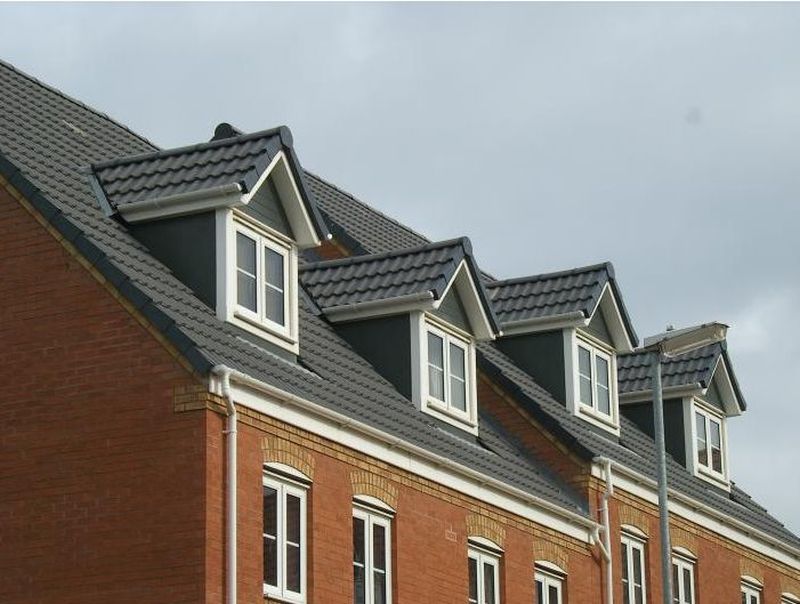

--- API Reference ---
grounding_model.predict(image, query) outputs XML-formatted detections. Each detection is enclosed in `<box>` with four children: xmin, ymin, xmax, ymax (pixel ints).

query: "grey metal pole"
<box><xmin>652</xmin><ymin>350</ymin><xmax>673</xmax><ymax>604</ymax></box>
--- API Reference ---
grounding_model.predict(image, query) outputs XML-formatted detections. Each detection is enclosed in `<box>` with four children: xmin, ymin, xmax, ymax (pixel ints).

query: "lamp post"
<box><xmin>641</xmin><ymin>322</ymin><xmax>728</xmax><ymax>604</ymax></box>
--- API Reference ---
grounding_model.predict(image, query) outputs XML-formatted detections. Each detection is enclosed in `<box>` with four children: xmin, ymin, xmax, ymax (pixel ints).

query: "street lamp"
<box><xmin>641</xmin><ymin>322</ymin><xmax>728</xmax><ymax>604</ymax></box>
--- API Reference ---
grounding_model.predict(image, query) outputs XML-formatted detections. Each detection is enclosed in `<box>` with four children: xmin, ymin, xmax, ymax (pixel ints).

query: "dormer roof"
<box><xmin>618</xmin><ymin>341</ymin><xmax>747</xmax><ymax>414</ymax></box>
<box><xmin>90</xmin><ymin>124</ymin><xmax>330</xmax><ymax>246</ymax></box>
<box><xmin>300</xmin><ymin>237</ymin><xmax>501</xmax><ymax>340</ymax></box>
<box><xmin>486</xmin><ymin>262</ymin><xmax>638</xmax><ymax>350</ymax></box>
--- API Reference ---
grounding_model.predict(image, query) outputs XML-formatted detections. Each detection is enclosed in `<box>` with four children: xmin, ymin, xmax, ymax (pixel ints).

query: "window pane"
<box><xmin>742</xmin><ymin>593</ymin><xmax>747</xmax><ymax>604</ymax></box>
<box><xmin>483</xmin><ymin>562</ymin><xmax>496</xmax><ymax>604</ymax></box>
<box><xmin>237</xmin><ymin>232</ymin><xmax>257</xmax><ymax>274</ymax></box>
<box><xmin>353</xmin><ymin>517</ymin><xmax>365</xmax><ymax>604</ymax></box>
<box><xmin>578</xmin><ymin>346</ymin><xmax>593</xmax><ymax>405</ymax></box>
<box><xmin>672</xmin><ymin>564</ymin><xmax>679</xmax><ymax>604</ymax></box>
<box><xmin>632</xmin><ymin>547</ymin><xmax>643</xmax><ymax>584</ymax></box>
<box><xmin>450</xmin><ymin>343</ymin><xmax>465</xmax><ymax>379</ymax></box>
<box><xmin>373</xmin><ymin>570</ymin><xmax>386</xmax><ymax>604</ymax></box>
<box><xmin>535</xmin><ymin>579</ymin><xmax>544</xmax><ymax>604</ymax></box>
<box><xmin>427</xmin><ymin>332</ymin><xmax>445</xmax><ymax>401</ymax></box>
<box><xmin>622</xmin><ymin>542</ymin><xmax>630</xmax><ymax>604</ymax></box>
<box><xmin>285</xmin><ymin>493</ymin><xmax>301</xmax><ymax>591</ymax></box>
<box><xmin>263</xmin><ymin>485</ymin><xmax>278</xmax><ymax>586</ymax></box>
<box><xmin>265</xmin><ymin>285</ymin><xmax>285</xmax><ymax>325</ymax></box>
<box><xmin>286</xmin><ymin>494</ymin><xmax>301</xmax><ymax>543</ymax></box>
<box><xmin>710</xmin><ymin>420</ymin><xmax>723</xmax><ymax>473</ymax></box>
<box><xmin>695</xmin><ymin>413</ymin><xmax>708</xmax><ymax>467</ymax></box>
<box><xmin>683</xmin><ymin>567</ymin><xmax>692</xmax><ymax>603</ymax></box>
<box><xmin>549</xmin><ymin>585</ymin><xmax>559</xmax><ymax>604</ymax></box>
<box><xmin>286</xmin><ymin>542</ymin><xmax>301</xmax><ymax>592</ymax></box>
<box><xmin>237</xmin><ymin>273</ymin><xmax>257</xmax><ymax>312</ymax></box>
<box><xmin>469</xmin><ymin>557</ymin><xmax>478</xmax><ymax>604</ymax></box>
<box><xmin>596</xmin><ymin>355</ymin><xmax>610</xmax><ymax>415</ymax></box>
<box><xmin>264</xmin><ymin>536</ymin><xmax>278</xmax><ymax>587</ymax></box>
<box><xmin>372</xmin><ymin>524</ymin><xmax>386</xmax><ymax>571</ymax></box>
<box><xmin>263</xmin><ymin>486</ymin><xmax>278</xmax><ymax>537</ymax></box>
<box><xmin>265</xmin><ymin>247</ymin><xmax>284</xmax><ymax>288</ymax></box>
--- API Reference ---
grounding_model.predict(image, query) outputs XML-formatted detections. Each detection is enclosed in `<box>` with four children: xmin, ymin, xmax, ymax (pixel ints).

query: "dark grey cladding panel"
<box><xmin>584</xmin><ymin>307</ymin><xmax>613</xmax><ymax>346</ymax></box>
<box><xmin>242</xmin><ymin>177</ymin><xmax>292</xmax><ymax>237</ymax></box>
<box><xmin>300</xmin><ymin>239</ymin><xmax>466</xmax><ymax>310</ymax></box>
<box><xmin>487</xmin><ymin>264</ymin><xmax>610</xmax><ymax>324</ymax></box>
<box><xmin>0</xmin><ymin>58</ymin><xmax>583</xmax><ymax>518</ymax></box>
<box><xmin>618</xmin><ymin>343</ymin><xmax>722</xmax><ymax>394</ymax></box>
<box><xmin>432</xmin><ymin>287</ymin><xmax>470</xmax><ymax>332</ymax></box>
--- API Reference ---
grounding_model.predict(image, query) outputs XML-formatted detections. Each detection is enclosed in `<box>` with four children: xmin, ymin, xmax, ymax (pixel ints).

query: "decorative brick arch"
<box><xmin>350</xmin><ymin>471</ymin><xmax>398</xmax><ymax>509</ymax></box>
<box><xmin>670</xmin><ymin>526</ymin><xmax>698</xmax><ymax>555</ymax></box>
<box><xmin>739</xmin><ymin>558</ymin><xmax>764</xmax><ymax>584</ymax></box>
<box><xmin>465</xmin><ymin>513</ymin><xmax>506</xmax><ymax>549</ymax></box>
<box><xmin>534</xmin><ymin>540</ymin><xmax>569</xmax><ymax>573</ymax></box>
<box><xmin>618</xmin><ymin>504</ymin><xmax>649</xmax><ymax>537</ymax></box>
<box><xmin>262</xmin><ymin>435</ymin><xmax>315</xmax><ymax>479</ymax></box>
<box><xmin>781</xmin><ymin>577</ymin><xmax>800</xmax><ymax>598</ymax></box>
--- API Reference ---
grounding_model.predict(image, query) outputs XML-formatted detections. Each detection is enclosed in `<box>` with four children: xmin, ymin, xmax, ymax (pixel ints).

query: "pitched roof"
<box><xmin>618</xmin><ymin>341</ymin><xmax>747</xmax><ymax>410</ymax></box>
<box><xmin>0</xmin><ymin>58</ymin><xmax>584</xmax><ymax>520</ymax></box>
<box><xmin>486</xmin><ymin>262</ymin><xmax>638</xmax><ymax>346</ymax></box>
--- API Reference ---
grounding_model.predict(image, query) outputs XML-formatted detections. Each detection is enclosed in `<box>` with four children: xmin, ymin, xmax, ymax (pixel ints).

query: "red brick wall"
<box><xmin>0</xmin><ymin>184</ymin><xmax>208</xmax><ymax>603</ymax></box>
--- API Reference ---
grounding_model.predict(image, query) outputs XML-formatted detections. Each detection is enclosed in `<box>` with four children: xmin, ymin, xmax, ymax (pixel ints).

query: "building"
<box><xmin>0</xmin><ymin>58</ymin><xmax>798</xmax><ymax>604</ymax></box>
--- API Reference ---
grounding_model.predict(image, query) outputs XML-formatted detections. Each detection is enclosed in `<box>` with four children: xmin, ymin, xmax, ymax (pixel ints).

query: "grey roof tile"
<box><xmin>0</xmin><ymin>58</ymin><xmax>583</xmax><ymax>520</ymax></box>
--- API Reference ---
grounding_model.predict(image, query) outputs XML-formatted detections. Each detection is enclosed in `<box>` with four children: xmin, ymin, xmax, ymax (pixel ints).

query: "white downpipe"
<box><xmin>598</xmin><ymin>459</ymin><xmax>614</xmax><ymax>604</ymax></box>
<box><xmin>214</xmin><ymin>366</ymin><xmax>237</xmax><ymax>604</ymax></box>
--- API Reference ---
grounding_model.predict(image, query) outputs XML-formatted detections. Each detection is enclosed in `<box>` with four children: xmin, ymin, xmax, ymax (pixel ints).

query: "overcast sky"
<box><xmin>2</xmin><ymin>3</ymin><xmax>798</xmax><ymax>533</ymax></box>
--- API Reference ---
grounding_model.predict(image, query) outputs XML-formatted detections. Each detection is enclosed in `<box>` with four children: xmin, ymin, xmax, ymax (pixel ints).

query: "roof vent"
<box><xmin>211</xmin><ymin>122</ymin><xmax>243</xmax><ymax>141</ymax></box>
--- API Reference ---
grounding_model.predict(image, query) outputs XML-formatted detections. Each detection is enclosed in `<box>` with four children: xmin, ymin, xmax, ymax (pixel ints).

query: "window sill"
<box><xmin>230</xmin><ymin>313</ymin><xmax>299</xmax><ymax>355</ymax></box>
<box><xmin>422</xmin><ymin>401</ymin><xmax>478</xmax><ymax>435</ymax></box>
<box><xmin>695</xmin><ymin>467</ymin><xmax>730</xmax><ymax>490</ymax></box>
<box><xmin>263</xmin><ymin>590</ymin><xmax>305</xmax><ymax>604</ymax></box>
<box><xmin>576</xmin><ymin>404</ymin><xmax>620</xmax><ymax>435</ymax></box>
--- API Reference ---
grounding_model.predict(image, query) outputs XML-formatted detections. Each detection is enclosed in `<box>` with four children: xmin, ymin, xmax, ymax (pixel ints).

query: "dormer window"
<box><xmin>691</xmin><ymin>400</ymin><xmax>728</xmax><ymax>485</ymax></box>
<box><xmin>569</xmin><ymin>331</ymin><xmax>619</xmax><ymax>433</ymax></box>
<box><xmin>235</xmin><ymin>222</ymin><xmax>293</xmax><ymax>336</ymax></box>
<box><xmin>424</xmin><ymin>317</ymin><xmax>476</xmax><ymax>426</ymax></box>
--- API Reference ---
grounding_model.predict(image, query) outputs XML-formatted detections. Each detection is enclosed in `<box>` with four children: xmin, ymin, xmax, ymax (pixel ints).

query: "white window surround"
<box><xmin>621</xmin><ymin>533</ymin><xmax>647</xmax><ymax>604</ymax></box>
<box><xmin>216</xmin><ymin>209</ymin><xmax>300</xmax><ymax>354</ymax></box>
<box><xmin>263</xmin><ymin>468</ymin><xmax>309</xmax><ymax>602</ymax></box>
<box><xmin>411</xmin><ymin>313</ymin><xmax>479</xmax><ymax>434</ymax></box>
<box><xmin>564</xmin><ymin>329</ymin><xmax>620</xmax><ymax>435</ymax></box>
<box><xmin>684</xmin><ymin>397</ymin><xmax>730</xmax><ymax>489</ymax></box>
<box><xmin>534</xmin><ymin>565</ymin><xmax>564</xmax><ymax>604</ymax></box>
<box><xmin>353</xmin><ymin>503</ymin><xmax>393</xmax><ymax>604</ymax></box>
<box><xmin>781</xmin><ymin>593</ymin><xmax>800</xmax><ymax>604</ymax></box>
<box><xmin>741</xmin><ymin>578</ymin><xmax>761</xmax><ymax>604</ymax></box>
<box><xmin>671</xmin><ymin>553</ymin><xmax>696</xmax><ymax>604</ymax></box>
<box><xmin>469</xmin><ymin>540</ymin><xmax>502</xmax><ymax>604</ymax></box>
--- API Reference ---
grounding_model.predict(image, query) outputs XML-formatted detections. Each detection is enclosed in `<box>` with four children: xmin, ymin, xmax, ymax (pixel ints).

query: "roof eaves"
<box><xmin>0</xmin><ymin>149</ymin><xmax>214</xmax><ymax>377</ymax></box>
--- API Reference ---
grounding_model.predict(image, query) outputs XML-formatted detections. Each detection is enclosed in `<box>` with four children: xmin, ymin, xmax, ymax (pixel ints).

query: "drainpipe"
<box><xmin>597</xmin><ymin>459</ymin><xmax>615</xmax><ymax>604</ymax></box>
<box><xmin>213</xmin><ymin>366</ymin><xmax>237</xmax><ymax>604</ymax></box>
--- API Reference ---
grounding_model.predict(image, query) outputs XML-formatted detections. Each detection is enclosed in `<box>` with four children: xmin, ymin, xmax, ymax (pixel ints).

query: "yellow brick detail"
<box><xmin>262</xmin><ymin>435</ymin><xmax>315</xmax><ymax>479</ymax></box>
<box><xmin>781</xmin><ymin>577</ymin><xmax>800</xmax><ymax>597</ymax></box>
<box><xmin>618</xmin><ymin>504</ymin><xmax>649</xmax><ymax>536</ymax></box>
<box><xmin>739</xmin><ymin>557</ymin><xmax>764</xmax><ymax>583</ymax></box>
<box><xmin>670</xmin><ymin>525</ymin><xmax>699</xmax><ymax>555</ymax></box>
<box><xmin>534</xmin><ymin>540</ymin><xmax>569</xmax><ymax>572</ymax></box>
<box><xmin>350</xmin><ymin>470</ymin><xmax>398</xmax><ymax>509</ymax></box>
<box><xmin>466</xmin><ymin>514</ymin><xmax>506</xmax><ymax>548</ymax></box>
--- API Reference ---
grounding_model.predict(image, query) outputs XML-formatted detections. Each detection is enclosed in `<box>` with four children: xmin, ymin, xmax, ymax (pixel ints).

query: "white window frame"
<box><xmin>353</xmin><ymin>503</ymin><xmax>393</xmax><ymax>604</ymax></box>
<box><xmin>263</xmin><ymin>470</ymin><xmax>309</xmax><ymax>603</ymax></box>
<box><xmin>565</xmin><ymin>330</ymin><xmax>619</xmax><ymax>434</ymax></box>
<box><xmin>621</xmin><ymin>533</ymin><xmax>647</xmax><ymax>604</ymax></box>
<box><xmin>468</xmin><ymin>541</ymin><xmax>501</xmax><ymax>604</ymax></box>
<box><xmin>781</xmin><ymin>593</ymin><xmax>800</xmax><ymax>604</ymax></box>
<box><xmin>217</xmin><ymin>210</ymin><xmax>300</xmax><ymax>354</ymax></box>
<box><xmin>740</xmin><ymin>579</ymin><xmax>761</xmax><ymax>604</ymax></box>
<box><xmin>671</xmin><ymin>554</ymin><xmax>696</xmax><ymax>604</ymax></box>
<box><xmin>417</xmin><ymin>315</ymin><xmax>478</xmax><ymax>432</ymax></box>
<box><xmin>534</xmin><ymin>566</ymin><xmax>564</xmax><ymax>604</ymax></box>
<box><xmin>689</xmin><ymin>398</ymin><xmax>729</xmax><ymax>486</ymax></box>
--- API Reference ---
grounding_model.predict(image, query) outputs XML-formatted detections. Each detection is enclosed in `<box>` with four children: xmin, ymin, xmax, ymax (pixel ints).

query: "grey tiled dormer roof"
<box><xmin>300</xmin><ymin>238</ymin><xmax>501</xmax><ymax>333</ymax></box>
<box><xmin>618</xmin><ymin>342</ymin><xmax>747</xmax><ymax>409</ymax></box>
<box><xmin>486</xmin><ymin>263</ymin><xmax>639</xmax><ymax>345</ymax></box>
<box><xmin>0</xmin><ymin>58</ymin><xmax>796</xmax><ymax>551</ymax></box>
<box><xmin>0</xmin><ymin>58</ymin><xmax>585</xmax><ymax>520</ymax></box>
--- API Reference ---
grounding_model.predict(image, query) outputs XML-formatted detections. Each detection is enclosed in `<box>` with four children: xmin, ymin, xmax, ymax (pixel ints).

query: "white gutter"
<box><xmin>597</xmin><ymin>459</ymin><xmax>614</xmax><ymax>604</ymax></box>
<box><xmin>323</xmin><ymin>291</ymin><xmax>436</xmax><ymax>321</ymax></box>
<box><xmin>208</xmin><ymin>364</ymin><xmax>598</xmax><ymax>536</ymax></box>
<box><xmin>499</xmin><ymin>311</ymin><xmax>586</xmax><ymax>337</ymax></box>
<box><xmin>593</xmin><ymin>457</ymin><xmax>800</xmax><ymax>567</ymax></box>
<box><xmin>118</xmin><ymin>182</ymin><xmax>243</xmax><ymax>223</ymax></box>
<box><xmin>212</xmin><ymin>366</ymin><xmax>237</xmax><ymax>604</ymax></box>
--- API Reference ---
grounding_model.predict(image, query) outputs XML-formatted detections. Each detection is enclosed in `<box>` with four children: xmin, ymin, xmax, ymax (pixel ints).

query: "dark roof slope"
<box><xmin>618</xmin><ymin>342</ymin><xmax>747</xmax><ymax>409</ymax></box>
<box><xmin>0</xmin><ymin>59</ymin><xmax>583</xmax><ymax>519</ymax></box>
<box><xmin>486</xmin><ymin>263</ymin><xmax>638</xmax><ymax>345</ymax></box>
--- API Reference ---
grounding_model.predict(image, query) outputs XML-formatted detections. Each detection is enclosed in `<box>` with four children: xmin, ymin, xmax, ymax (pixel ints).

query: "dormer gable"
<box><xmin>300</xmin><ymin>238</ymin><xmax>501</xmax><ymax>434</ymax></box>
<box><xmin>486</xmin><ymin>262</ymin><xmax>638</xmax><ymax>436</ymax></box>
<box><xmin>89</xmin><ymin>124</ymin><xmax>330</xmax><ymax>356</ymax></box>
<box><xmin>618</xmin><ymin>340</ymin><xmax>746</xmax><ymax>489</ymax></box>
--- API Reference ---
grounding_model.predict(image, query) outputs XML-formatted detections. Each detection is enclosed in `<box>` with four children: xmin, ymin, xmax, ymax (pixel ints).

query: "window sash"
<box><xmin>425</xmin><ymin>322</ymin><xmax>471</xmax><ymax>420</ymax></box>
<box><xmin>234</xmin><ymin>223</ymin><xmax>291</xmax><ymax>334</ymax></box>
<box><xmin>534</xmin><ymin>569</ymin><xmax>563</xmax><ymax>604</ymax></box>
<box><xmin>621</xmin><ymin>535</ymin><xmax>646</xmax><ymax>604</ymax></box>
<box><xmin>694</xmin><ymin>407</ymin><xmax>726</xmax><ymax>478</ymax></box>
<box><xmin>741</xmin><ymin>583</ymin><xmax>761</xmax><ymax>604</ymax></box>
<box><xmin>353</xmin><ymin>507</ymin><xmax>392</xmax><ymax>604</ymax></box>
<box><xmin>576</xmin><ymin>340</ymin><xmax>614</xmax><ymax>420</ymax></box>
<box><xmin>671</xmin><ymin>557</ymin><xmax>695</xmax><ymax>604</ymax></box>
<box><xmin>263</xmin><ymin>475</ymin><xmax>307</xmax><ymax>601</ymax></box>
<box><xmin>468</xmin><ymin>548</ymin><xmax>500</xmax><ymax>604</ymax></box>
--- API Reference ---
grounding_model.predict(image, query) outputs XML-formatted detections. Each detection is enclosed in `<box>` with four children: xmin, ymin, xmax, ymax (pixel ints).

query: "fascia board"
<box><xmin>117</xmin><ymin>183</ymin><xmax>243</xmax><ymax>223</ymax></box>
